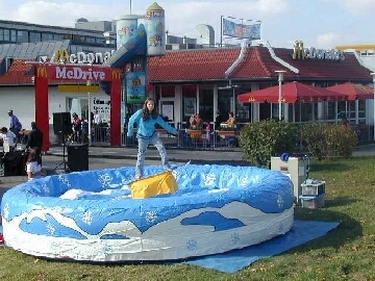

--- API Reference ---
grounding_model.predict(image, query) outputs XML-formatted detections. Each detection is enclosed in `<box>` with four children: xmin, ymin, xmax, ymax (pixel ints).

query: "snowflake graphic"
<box><xmin>203</xmin><ymin>172</ymin><xmax>216</xmax><ymax>186</ymax></box>
<box><xmin>277</xmin><ymin>194</ymin><xmax>284</xmax><ymax>208</ymax></box>
<box><xmin>145</xmin><ymin>210</ymin><xmax>157</xmax><ymax>223</ymax></box>
<box><xmin>58</xmin><ymin>175</ymin><xmax>72</xmax><ymax>189</ymax></box>
<box><xmin>231</xmin><ymin>233</ymin><xmax>240</xmax><ymax>244</ymax></box>
<box><xmin>98</xmin><ymin>174</ymin><xmax>113</xmax><ymax>187</ymax></box>
<box><xmin>2</xmin><ymin>203</ymin><xmax>9</xmax><ymax>220</ymax></box>
<box><xmin>187</xmin><ymin>239</ymin><xmax>198</xmax><ymax>251</ymax></box>
<box><xmin>47</xmin><ymin>223</ymin><xmax>56</xmax><ymax>234</ymax></box>
<box><xmin>82</xmin><ymin>210</ymin><xmax>93</xmax><ymax>225</ymax></box>
<box><xmin>239</xmin><ymin>176</ymin><xmax>250</xmax><ymax>187</ymax></box>
<box><xmin>41</xmin><ymin>183</ymin><xmax>50</xmax><ymax>195</ymax></box>
<box><xmin>103</xmin><ymin>244</ymin><xmax>113</xmax><ymax>254</ymax></box>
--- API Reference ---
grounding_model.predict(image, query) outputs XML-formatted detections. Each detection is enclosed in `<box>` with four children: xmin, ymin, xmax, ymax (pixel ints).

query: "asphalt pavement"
<box><xmin>1</xmin><ymin>143</ymin><xmax>375</xmax><ymax>188</ymax></box>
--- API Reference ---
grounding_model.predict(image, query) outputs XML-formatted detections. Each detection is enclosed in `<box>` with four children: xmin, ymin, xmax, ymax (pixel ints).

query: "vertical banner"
<box><xmin>35</xmin><ymin>65</ymin><xmax>49</xmax><ymax>152</ymax></box>
<box><xmin>145</xmin><ymin>2</ymin><xmax>165</xmax><ymax>56</ymax></box>
<box><xmin>126</xmin><ymin>72</ymin><xmax>147</xmax><ymax>104</ymax></box>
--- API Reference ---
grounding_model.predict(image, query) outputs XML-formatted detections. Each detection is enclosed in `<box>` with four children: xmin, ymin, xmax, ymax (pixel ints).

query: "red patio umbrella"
<box><xmin>326</xmin><ymin>82</ymin><xmax>374</xmax><ymax>100</ymax></box>
<box><xmin>238</xmin><ymin>81</ymin><xmax>346</xmax><ymax>103</ymax></box>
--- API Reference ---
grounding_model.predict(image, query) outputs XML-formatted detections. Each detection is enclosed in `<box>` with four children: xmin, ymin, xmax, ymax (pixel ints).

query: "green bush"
<box><xmin>301</xmin><ymin>123</ymin><xmax>358</xmax><ymax>160</ymax></box>
<box><xmin>238</xmin><ymin>119</ymin><xmax>299</xmax><ymax>168</ymax></box>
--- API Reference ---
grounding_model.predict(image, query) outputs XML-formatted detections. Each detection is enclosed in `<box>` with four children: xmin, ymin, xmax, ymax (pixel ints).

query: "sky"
<box><xmin>0</xmin><ymin>0</ymin><xmax>374</xmax><ymax>49</ymax></box>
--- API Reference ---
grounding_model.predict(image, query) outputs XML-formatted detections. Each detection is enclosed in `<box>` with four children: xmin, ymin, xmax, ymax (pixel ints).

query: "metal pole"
<box><xmin>220</xmin><ymin>15</ymin><xmax>223</xmax><ymax>47</ymax></box>
<box><xmin>275</xmin><ymin>70</ymin><xmax>286</xmax><ymax>120</ymax></box>
<box><xmin>371</xmin><ymin>72</ymin><xmax>375</xmax><ymax>141</ymax></box>
<box><xmin>129</xmin><ymin>0</ymin><xmax>132</xmax><ymax>14</ymax></box>
<box><xmin>87</xmin><ymin>80</ymin><xmax>92</xmax><ymax>146</ymax></box>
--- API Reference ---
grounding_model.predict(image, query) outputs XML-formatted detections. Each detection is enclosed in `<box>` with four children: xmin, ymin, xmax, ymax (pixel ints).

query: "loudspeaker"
<box><xmin>67</xmin><ymin>144</ymin><xmax>89</xmax><ymax>171</ymax></box>
<box><xmin>53</xmin><ymin>112</ymin><xmax>72</xmax><ymax>135</ymax></box>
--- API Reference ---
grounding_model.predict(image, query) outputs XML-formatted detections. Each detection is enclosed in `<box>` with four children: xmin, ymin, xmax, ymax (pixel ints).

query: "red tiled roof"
<box><xmin>272</xmin><ymin>48</ymin><xmax>372</xmax><ymax>81</ymax></box>
<box><xmin>0</xmin><ymin>46</ymin><xmax>373</xmax><ymax>85</ymax></box>
<box><xmin>148</xmin><ymin>46</ymin><xmax>373</xmax><ymax>83</ymax></box>
<box><xmin>0</xmin><ymin>59</ymin><xmax>34</xmax><ymax>84</ymax></box>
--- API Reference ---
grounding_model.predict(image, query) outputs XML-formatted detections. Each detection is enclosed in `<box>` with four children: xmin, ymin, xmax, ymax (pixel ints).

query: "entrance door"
<box><xmin>159</xmin><ymin>98</ymin><xmax>175</xmax><ymax>124</ymax></box>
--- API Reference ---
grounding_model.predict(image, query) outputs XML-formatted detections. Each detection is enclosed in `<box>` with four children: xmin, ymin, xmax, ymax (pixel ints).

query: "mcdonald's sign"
<box><xmin>248</xmin><ymin>96</ymin><xmax>256</xmax><ymax>103</ymax></box>
<box><xmin>112</xmin><ymin>69</ymin><xmax>121</xmax><ymax>79</ymax></box>
<box><xmin>54</xmin><ymin>49</ymin><xmax>70</xmax><ymax>63</ymax></box>
<box><xmin>36</xmin><ymin>66</ymin><xmax>47</xmax><ymax>78</ymax></box>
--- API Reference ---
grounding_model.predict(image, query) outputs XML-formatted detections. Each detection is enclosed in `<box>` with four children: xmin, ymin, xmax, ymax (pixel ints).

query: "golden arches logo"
<box><xmin>54</xmin><ymin>49</ymin><xmax>70</xmax><ymax>63</ymax></box>
<box><xmin>248</xmin><ymin>96</ymin><xmax>256</xmax><ymax>103</ymax></box>
<box><xmin>36</xmin><ymin>66</ymin><xmax>47</xmax><ymax>78</ymax></box>
<box><xmin>112</xmin><ymin>69</ymin><xmax>121</xmax><ymax>80</ymax></box>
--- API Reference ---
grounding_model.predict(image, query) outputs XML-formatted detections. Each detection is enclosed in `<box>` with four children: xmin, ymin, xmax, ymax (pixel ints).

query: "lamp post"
<box><xmin>275</xmin><ymin>70</ymin><xmax>286</xmax><ymax>120</ymax></box>
<box><xmin>87</xmin><ymin>80</ymin><xmax>92</xmax><ymax>146</ymax></box>
<box><xmin>371</xmin><ymin>72</ymin><xmax>375</xmax><ymax>141</ymax></box>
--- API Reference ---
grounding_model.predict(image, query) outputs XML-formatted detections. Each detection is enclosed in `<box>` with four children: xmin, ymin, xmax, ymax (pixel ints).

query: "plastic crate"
<box><xmin>299</xmin><ymin>193</ymin><xmax>326</xmax><ymax>209</ymax></box>
<box><xmin>301</xmin><ymin>180</ymin><xmax>326</xmax><ymax>196</ymax></box>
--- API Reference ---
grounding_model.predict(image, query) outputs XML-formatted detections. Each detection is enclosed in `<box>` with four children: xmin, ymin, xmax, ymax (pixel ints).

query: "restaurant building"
<box><xmin>0</xmin><ymin>20</ymin><xmax>374</xmax><ymax>145</ymax></box>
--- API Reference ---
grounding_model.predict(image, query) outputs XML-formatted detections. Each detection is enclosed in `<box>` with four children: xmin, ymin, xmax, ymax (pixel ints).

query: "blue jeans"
<box><xmin>136</xmin><ymin>133</ymin><xmax>170</xmax><ymax>178</ymax></box>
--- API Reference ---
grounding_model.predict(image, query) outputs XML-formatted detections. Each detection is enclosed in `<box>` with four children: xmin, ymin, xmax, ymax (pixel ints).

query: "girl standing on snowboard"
<box><xmin>127</xmin><ymin>97</ymin><xmax>177</xmax><ymax>179</ymax></box>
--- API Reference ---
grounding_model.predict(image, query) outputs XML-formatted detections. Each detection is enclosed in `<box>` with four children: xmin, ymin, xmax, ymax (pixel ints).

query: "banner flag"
<box><xmin>222</xmin><ymin>18</ymin><xmax>261</xmax><ymax>40</ymax></box>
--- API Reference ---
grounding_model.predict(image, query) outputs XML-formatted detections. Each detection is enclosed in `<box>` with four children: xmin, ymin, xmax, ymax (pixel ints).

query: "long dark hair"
<box><xmin>26</xmin><ymin>147</ymin><xmax>42</xmax><ymax>165</ymax></box>
<box><xmin>142</xmin><ymin>97</ymin><xmax>158</xmax><ymax>120</ymax></box>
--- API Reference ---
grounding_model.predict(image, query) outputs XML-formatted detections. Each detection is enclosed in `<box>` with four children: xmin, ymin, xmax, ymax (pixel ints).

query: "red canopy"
<box><xmin>238</xmin><ymin>81</ymin><xmax>347</xmax><ymax>103</ymax></box>
<box><xmin>326</xmin><ymin>82</ymin><xmax>374</xmax><ymax>100</ymax></box>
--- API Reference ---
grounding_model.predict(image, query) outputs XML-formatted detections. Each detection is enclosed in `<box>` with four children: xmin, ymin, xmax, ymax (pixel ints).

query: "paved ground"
<box><xmin>1</xmin><ymin>143</ymin><xmax>375</xmax><ymax>191</ymax></box>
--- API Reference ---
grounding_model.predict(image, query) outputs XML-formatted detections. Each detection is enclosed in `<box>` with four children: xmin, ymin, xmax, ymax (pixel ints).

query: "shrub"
<box><xmin>238</xmin><ymin>119</ymin><xmax>299</xmax><ymax>168</ymax></box>
<box><xmin>301</xmin><ymin>123</ymin><xmax>358</xmax><ymax>160</ymax></box>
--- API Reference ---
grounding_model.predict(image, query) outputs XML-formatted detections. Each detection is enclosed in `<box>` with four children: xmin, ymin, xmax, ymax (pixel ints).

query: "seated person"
<box><xmin>0</xmin><ymin>127</ymin><xmax>18</xmax><ymax>150</ymax></box>
<box><xmin>222</xmin><ymin>112</ymin><xmax>236</xmax><ymax>129</ymax></box>
<box><xmin>25</xmin><ymin>147</ymin><xmax>47</xmax><ymax>180</ymax></box>
<box><xmin>194</xmin><ymin>114</ymin><xmax>203</xmax><ymax>130</ymax></box>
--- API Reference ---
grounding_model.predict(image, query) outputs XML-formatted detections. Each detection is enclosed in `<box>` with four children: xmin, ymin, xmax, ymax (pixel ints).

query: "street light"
<box><xmin>87</xmin><ymin>80</ymin><xmax>92</xmax><ymax>146</ymax></box>
<box><xmin>275</xmin><ymin>70</ymin><xmax>286</xmax><ymax>120</ymax></box>
<box><xmin>371</xmin><ymin>72</ymin><xmax>375</xmax><ymax>141</ymax></box>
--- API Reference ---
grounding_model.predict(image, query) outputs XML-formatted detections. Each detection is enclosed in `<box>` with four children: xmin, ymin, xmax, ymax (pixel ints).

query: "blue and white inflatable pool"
<box><xmin>1</xmin><ymin>164</ymin><xmax>294</xmax><ymax>261</ymax></box>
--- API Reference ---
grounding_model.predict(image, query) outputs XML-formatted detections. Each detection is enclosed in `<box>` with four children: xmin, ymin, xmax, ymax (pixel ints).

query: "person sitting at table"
<box><xmin>194</xmin><ymin>114</ymin><xmax>203</xmax><ymax>130</ymax></box>
<box><xmin>0</xmin><ymin>127</ymin><xmax>18</xmax><ymax>151</ymax></box>
<box><xmin>25</xmin><ymin>147</ymin><xmax>47</xmax><ymax>181</ymax></box>
<box><xmin>222</xmin><ymin>112</ymin><xmax>236</xmax><ymax>129</ymax></box>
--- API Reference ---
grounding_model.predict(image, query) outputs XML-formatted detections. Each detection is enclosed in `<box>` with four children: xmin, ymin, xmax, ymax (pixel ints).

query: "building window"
<box><xmin>42</xmin><ymin>33</ymin><xmax>54</xmax><ymax>41</ymax></box>
<box><xmin>10</xmin><ymin>30</ymin><xmax>17</xmax><ymax>42</ymax></box>
<box><xmin>0</xmin><ymin>29</ymin><xmax>3</xmax><ymax>41</ymax></box>
<box><xmin>53</xmin><ymin>34</ymin><xmax>61</xmax><ymax>40</ymax></box>
<box><xmin>17</xmin><ymin>30</ymin><xmax>29</xmax><ymax>43</ymax></box>
<box><xmin>3</xmin><ymin>29</ymin><xmax>10</xmax><ymax>41</ymax></box>
<box><xmin>30</xmin><ymin>31</ymin><xmax>41</xmax><ymax>42</ymax></box>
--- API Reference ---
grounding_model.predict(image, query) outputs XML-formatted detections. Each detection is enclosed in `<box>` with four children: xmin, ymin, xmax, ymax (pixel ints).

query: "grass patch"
<box><xmin>1</xmin><ymin>156</ymin><xmax>375</xmax><ymax>280</ymax></box>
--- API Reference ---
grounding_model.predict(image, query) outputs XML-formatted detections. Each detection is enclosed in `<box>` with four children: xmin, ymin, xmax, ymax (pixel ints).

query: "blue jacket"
<box><xmin>127</xmin><ymin>109</ymin><xmax>177</xmax><ymax>137</ymax></box>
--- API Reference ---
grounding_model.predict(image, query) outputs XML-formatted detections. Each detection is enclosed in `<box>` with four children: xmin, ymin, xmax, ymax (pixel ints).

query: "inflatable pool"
<box><xmin>1</xmin><ymin>164</ymin><xmax>294</xmax><ymax>262</ymax></box>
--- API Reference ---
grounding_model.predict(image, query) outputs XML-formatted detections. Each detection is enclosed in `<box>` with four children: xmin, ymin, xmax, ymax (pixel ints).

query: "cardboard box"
<box><xmin>301</xmin><ymin>181</ymin><xmax>326</xmax><ymax>196</ymax></box>
<box><xmin>299</xmin><ymin>193</ymin><xmax>326</xmax><ymax>209</ymax></box>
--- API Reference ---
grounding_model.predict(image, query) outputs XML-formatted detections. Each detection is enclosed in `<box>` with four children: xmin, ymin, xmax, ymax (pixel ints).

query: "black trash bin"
<box><xmin>67</xmin><ymin>144</ymin><xmax>89</xmax><ymax>172</ymax></box>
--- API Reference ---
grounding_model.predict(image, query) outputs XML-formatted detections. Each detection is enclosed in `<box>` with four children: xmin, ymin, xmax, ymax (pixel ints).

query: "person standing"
<box><xmin>127</xmin><ymin>97</ymin><xmax>177</xmax><ymax>179</ymax></box>
<box><xmin>72</xmin><ymin>113</ymin><xmax>82</xmax><ymax>143</ymax></box>
<box><xmin>93</xmin><ymin>109</ymin><xmax>102</xmax><ymax>125</ymax></box>
<box><xmin>26</xmin><ymin>122</ymin><xmax>43</xmax><ymax>151</ymax></box>
<box><xmin>0</xmin><ymin>127</ymin><xmax>18</xmax><ymax>150</ymax></box>
<box><xmin>8</xmin><ymin>109</ymin><xmax>22</xmax><ymax>136</ymax></box>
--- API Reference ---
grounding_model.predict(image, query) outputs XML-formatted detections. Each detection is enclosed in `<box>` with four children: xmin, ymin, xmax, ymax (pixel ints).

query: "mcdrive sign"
<box><xmin>40</xmin><ymin>65</ymin><xmax>118</xmax><ymax>81</ymax></box>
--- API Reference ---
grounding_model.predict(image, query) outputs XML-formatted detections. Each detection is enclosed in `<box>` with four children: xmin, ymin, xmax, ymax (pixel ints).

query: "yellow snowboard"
<box><xmin>130</xmin><ymin>170</ymin><xmax>178</xmax><ymax>199</ymax></box>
